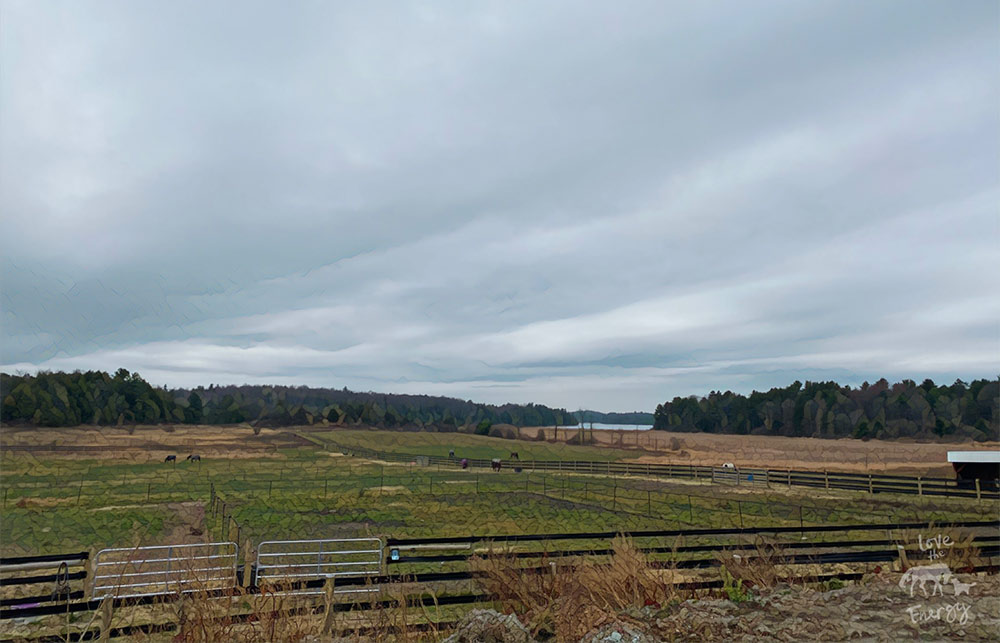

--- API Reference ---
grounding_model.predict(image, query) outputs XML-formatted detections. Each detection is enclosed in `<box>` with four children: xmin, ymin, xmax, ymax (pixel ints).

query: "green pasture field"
<box><xmin>3</xmin><ymin>442</ymin><xmax>996</xmax><ymax>560</ymax></box>
<box><xmin>306</xmin><ymin>428</ymin><xmax>641</xmax><ymax>462</ymax></box>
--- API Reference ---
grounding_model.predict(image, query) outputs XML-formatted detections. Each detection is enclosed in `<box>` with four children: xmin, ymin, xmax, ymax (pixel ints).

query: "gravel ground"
<box><xmin>443</xmin><ymin>572</ymin><xmax>999</xmax><ymax>642</ymax></box>
<box><xmin>597</xmin><ymin>572</ymin><xmax>999</xmax><ymax>642</ymax></box>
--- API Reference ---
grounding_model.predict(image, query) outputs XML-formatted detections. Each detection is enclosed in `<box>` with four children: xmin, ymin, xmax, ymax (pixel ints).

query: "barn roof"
<box><xmin>947</xmin><ymin>451</ymin><xmax>1000</xmax><ymax>463</ymax></box>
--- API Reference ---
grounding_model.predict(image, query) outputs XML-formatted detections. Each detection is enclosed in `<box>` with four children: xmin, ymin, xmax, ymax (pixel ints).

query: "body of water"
<box><xmin>558</xmin><ymin>423</ymin><xmax>654</xmax><ymax>431</ymax></box>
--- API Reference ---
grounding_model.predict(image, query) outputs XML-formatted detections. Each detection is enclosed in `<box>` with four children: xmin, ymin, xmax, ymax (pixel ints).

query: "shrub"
<box><xmin>720</xmin><ymin>565</ymin><xmax>752</xmax><ymax>603</ymax></box>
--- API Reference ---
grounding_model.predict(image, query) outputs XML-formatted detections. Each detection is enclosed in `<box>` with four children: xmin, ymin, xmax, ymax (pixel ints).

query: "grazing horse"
<box><xmin>509</xmin><ymin>452</ymin><xmax>519</xmax><ymax>460</ymax></box>
<box><xmin>449</xmin><ymin>449</ymin><xmax>455</xmax><ymax>458</ymax></box>
<box><xmin>164</xmin><ymin>455</ymin><xmax>177</xmax><ymax>463</ymax></box>
<box><xmin>491</xmin><ymin>458</ymin><xmax>502</xmax><ymax>472</ymax></box>
<box><xmin>186</xmin><ymin>454</ymin><xmax>201</xmax><ymax>462</ymax></box>
<box><xmin>461</xmin><ymin>458</ymin><xmax>469</xmax><ymax>470</ymax></box>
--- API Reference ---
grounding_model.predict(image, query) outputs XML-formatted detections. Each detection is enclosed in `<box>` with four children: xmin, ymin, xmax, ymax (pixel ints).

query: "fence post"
<box><xmin>787</xmin><ymin>469</ymin><xmax>791</xmax><ymax>488</ymax></box>
<box><xmin>917</xmin><ymin>477</ymin><xmax>922</xmax><ymax>497</ymax></box>
<box><xmin>868</xmin><ymin>474</ymin><xmax>873</xmax><ymax>494</ymax></box>
<box><xmin>824</xmin><ymin>470</ymin><xmax>829</xmax><ymax>490</ymax></box>
<box><xmin>738</xmin><ymin>501</ymin><xmax>744</xmax><ymax>529</ymax></box>
<box><xmin>688</xmin><ymin>495</ymin><xmax>693</xmax><ymax>523</ymax></box>
<box><xmin>975</xmin><ymin>479</ymin><xmax>981</xmax><ymax>503</ymax></box>
<box><xmin>798</xmin><ymin>505</ymin><xmax>803</xmax><ymax>535</ymax></box>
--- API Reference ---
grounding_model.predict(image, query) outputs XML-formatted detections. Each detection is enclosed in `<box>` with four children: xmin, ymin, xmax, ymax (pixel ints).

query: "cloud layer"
<box><xmin>2</xmin><ymin>0</ymin><xmax>998</xmax><ymax>411</ymax></box>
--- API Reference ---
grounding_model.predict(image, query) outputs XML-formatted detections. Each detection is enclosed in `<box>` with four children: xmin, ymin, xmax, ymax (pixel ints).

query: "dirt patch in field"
<box><xmin>162</xmin><ymin>502</ymin><xmax>207</xmax><ymax>543</ymax></box>
<box><xmin>375</xmin><ymin>485</ymin><xmax>411</xmax><ymax>493</ymax></box>
<box><xmin>12</xmin><ymin>496</ymin><xmax>75</xmax><ymax>508</ymax></box>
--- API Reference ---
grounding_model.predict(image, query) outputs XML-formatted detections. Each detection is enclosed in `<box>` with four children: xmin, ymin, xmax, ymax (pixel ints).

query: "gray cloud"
<box><xmin>2</xmin><ymin>0</ymin><xmax>998</xmax><ymax>411</ymax></box>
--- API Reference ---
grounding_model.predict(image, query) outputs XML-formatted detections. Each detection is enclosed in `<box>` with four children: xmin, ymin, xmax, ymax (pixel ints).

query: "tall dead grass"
<box><xmin>470</xmin><ymin>535</ymin><xmax>681</xmax><ymax>641</ymax></box>
<box><xmin>83</xmin><ymin>562</ymin><xmax>445</xmax><ymax>643</ymax></box>
<box><xmin>714</xmin><ymin>535</ymin><xmax>786</xmax><ymax>589</ymax></box>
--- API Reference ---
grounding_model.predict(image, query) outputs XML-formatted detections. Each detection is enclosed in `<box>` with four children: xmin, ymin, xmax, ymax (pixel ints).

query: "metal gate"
<box><xmin>712</xmin><ymin>467</ymin><xmax>739</xmax><ymax>485</ymax></box>
<box><xmin>92</xmin><ymin>542</ymin><xmax>238</xmax><ymax>599</ymax></box>
<box><xmin>712</xmin><ymin>468</ymin><xmax>768</xmax><ymax>486</ymax></box>
<box><xmin>255</xmin><ymin>538</ymin><xmax>382</xmax><ymax>596</ymax></box>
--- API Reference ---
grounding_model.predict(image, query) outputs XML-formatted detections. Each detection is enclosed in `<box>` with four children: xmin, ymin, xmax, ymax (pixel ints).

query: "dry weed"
<box><xmin>471</xmin><ymin>535</ymin><xmax>680</xmax><ymax>641</ymax></box>
<box><xmin>715</xmin><ymin>535</ymin><xmax>786</xmax><ymax>589</ymax></box>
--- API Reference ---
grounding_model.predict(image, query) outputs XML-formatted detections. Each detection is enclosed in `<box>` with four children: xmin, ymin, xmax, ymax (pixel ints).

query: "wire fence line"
<box><xmin>5</xmin><ymin>457</ymin><xmax>992</xmax><ymax>531</ymax></box>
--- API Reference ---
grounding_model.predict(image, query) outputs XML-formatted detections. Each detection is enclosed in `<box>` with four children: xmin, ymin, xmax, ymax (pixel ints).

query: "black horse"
<box><xmin>164</xmin><ymin>455</ymin><xmax>177</xmax><ymax>463</ymax></box>
<box><xmin>509</xmin><ymin>452</ymin><xmax>519</xmax><ymax>460</ymax></box>
<box><xmin>186</xmin><ymin>454</ymin><xmax>201</xmax><ymax>462</ymax></box>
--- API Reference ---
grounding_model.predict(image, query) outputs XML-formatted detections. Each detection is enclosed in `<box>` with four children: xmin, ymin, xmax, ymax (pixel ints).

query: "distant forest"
<box><xmin>654</xmin><ymin>378</ymin><xmax>999</xmax><ymax>442</ymax></box>
<box><xmin>573</xmin><ymin>410</ymin><xmax>654</xmax><ymax>425</ymax></box>
<box><xmin>0</xmin><ymin>369</ymin><xmax>576</xmax><ymax>430</ymax></box>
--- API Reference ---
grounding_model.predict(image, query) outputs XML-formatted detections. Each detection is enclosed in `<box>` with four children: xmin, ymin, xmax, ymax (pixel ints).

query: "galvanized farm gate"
<box><xmin>712</xmin><ymin>467</ymin><xmax>739</xmax><ymax>485</ymax></box>
<box><xmin>254</xmin><ymin>538</ymin><xmax>382</xmax><ymax>596</ymax></box>
<box><xmin>712</xmin><ymin>468</ymin><xmax>768</xmax><ymax>487</ymax></box>
<box><xmin>91</xmin><ymin>542</ymin><xmax>238</xmax><ymax>599</ymax></box>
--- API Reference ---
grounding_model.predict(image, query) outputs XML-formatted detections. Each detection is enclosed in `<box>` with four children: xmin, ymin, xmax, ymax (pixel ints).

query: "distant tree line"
<box><xmin>653</xmin><ymin>378</ymin><xmax>999</xmax><ymax>442</ymax></box>
<box><xmin>573</xmin><ymin>410</ymin><xmax>655</xmax><ymax>425</ymax></box>
<box><xmin>0</xmin><ymin>369</ymin><xmax>576</xmax><ymax>430</ymax></box>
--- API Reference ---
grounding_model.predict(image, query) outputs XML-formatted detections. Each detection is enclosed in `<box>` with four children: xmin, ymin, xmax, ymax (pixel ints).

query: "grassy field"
<box><xmin>307</xmin><ymin>427</ymin><xmax>642</xmax><ymax>462</ymax></box>
<box><xmin>2</xmin><ymin>436</ymin><xmax>995</xmax><ymax>558</ymax></box>
<box><xmin>2</xmin><ymin>425</ymin><xmax>997</xmax><ymax>643</ymax></box>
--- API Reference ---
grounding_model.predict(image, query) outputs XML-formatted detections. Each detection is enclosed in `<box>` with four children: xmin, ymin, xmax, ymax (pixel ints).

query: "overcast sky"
<box><xmin>1</xmin><ymin>1</ymin><xmax>998</xmax><ymax>412</ymax></box>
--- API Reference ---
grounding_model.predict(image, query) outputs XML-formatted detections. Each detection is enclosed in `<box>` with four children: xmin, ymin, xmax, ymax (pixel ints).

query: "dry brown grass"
<box><xmin>518</xmin><ymin>425</ymin><xmax>998</xmax><ymax>476</ymax></box>
<box><xmin>71</xmin><ymin>580</ymin><xmax>448</xmax><ymax>643</ymax></box>
<box><xmin>714</xmin><ymin>535</ymin><xmax>787</xmax><ymax>589</ymax></box>
<box><xmin>470</xmin><ymin>535</ymin><xmax>682</xmax><ymax>641</ymax></box>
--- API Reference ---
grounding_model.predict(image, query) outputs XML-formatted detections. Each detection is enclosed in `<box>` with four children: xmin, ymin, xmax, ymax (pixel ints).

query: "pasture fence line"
<box><xmin>7</xmin><ymin>462</ymin><xmax>993</xmax><ymax>536</ymax></box>
<box><xmin>197</xmin><ymin>468</ymin><xmax>907</xmax><ymax>535</ymax></box>
<box><xmin>4</xmin><ymin>448</ymin><xmax>995</xmax><ymax>505</ymax></box>
<box><xmin>2</xmin><ymin>518</ymin><xmax>998</xmax><ymax>643</ymax></box>
<box><xmin>313</xmin><ymin>436</ymin><xmax>999</xmax><ymax>500</ymax></box>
